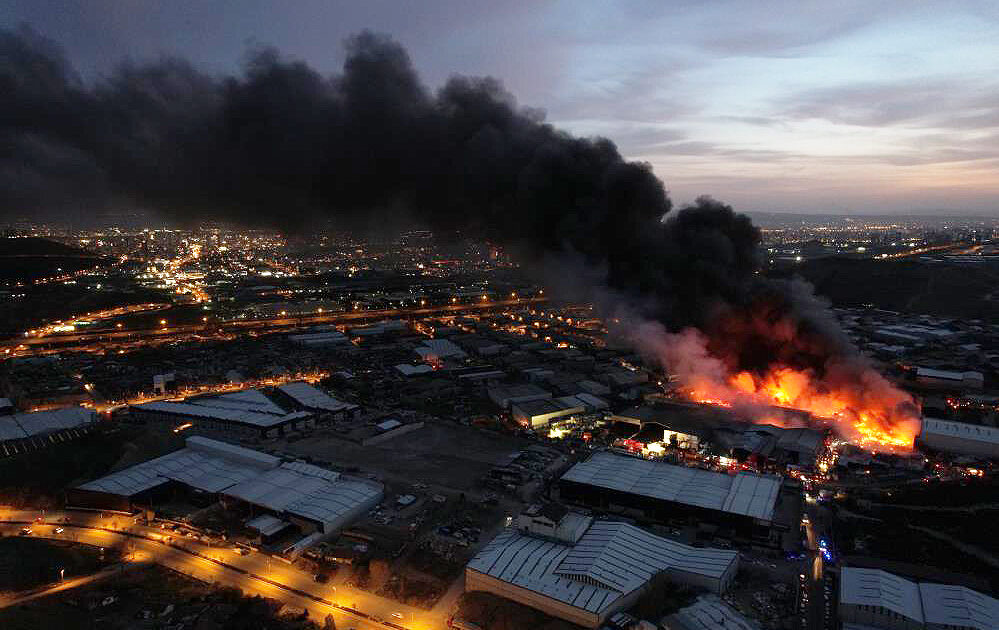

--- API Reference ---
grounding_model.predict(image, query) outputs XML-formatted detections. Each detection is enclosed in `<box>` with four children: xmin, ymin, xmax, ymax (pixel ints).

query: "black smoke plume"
<box><xmin>1</xmin><ymin>26</ymin><xmax>762</xmax><ymax>322</ymax></box>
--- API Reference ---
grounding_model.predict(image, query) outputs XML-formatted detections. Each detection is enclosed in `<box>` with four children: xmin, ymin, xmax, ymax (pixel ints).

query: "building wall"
<box><xmin>838</xmin><ymin>603</ymin><xmax>922</xmax><ymax>630</ymax></box>
<box><xmin>918</xmin><ymin>433</ymin><xmax>999</xmax><ymax>459</ymax></box>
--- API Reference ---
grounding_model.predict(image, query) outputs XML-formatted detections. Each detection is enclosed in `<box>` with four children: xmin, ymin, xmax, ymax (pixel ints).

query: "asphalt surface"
<box><xmin>0</xmin><ymin>508</ymin><xmax>448</xmax><ymax>630</ymax></box>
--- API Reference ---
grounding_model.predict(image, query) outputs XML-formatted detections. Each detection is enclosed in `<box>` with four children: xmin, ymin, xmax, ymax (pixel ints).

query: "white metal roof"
<box><xmin>245</xmin><ymin>514</ymin><xmax>290</xmax><ymax>536</ymax></box>
<box><xmin>133</xmin><ymin>400</ymin><xmax>304</xmax><ymax>428</ymax></box>
<box><xmin>191</xmin><ymin>389</ymin><xmax>287</xmax><ymax>415</ymax></box>
<box><xmin>561</xmin><ymin>452</ymin><xmax>782</xmax><ymax>522</ymax></box>
<box><xmin>839</xmin><ymin>568</ymin><xmax>923</xmax><ymax>623</ymax></box>
<box><xmin>920</xmin><ymin>417</ymin><xmax>999</xmax><ymax>446</ymax></box>
<box><xmin>468</xmin><ymin>520</ymin><xmax>737</xmax><ymax>616</ymax></box>
<box><xmin>77</xmin><ymin>436</ymin><xmax>279</xmax><ymax>496</ymax></box>
<box><xmin>0</xmin><ymin>406</ymin><xmax>95</xmax><ymax>441</ymax></box>
<box><xmin>919</xmin><ymin>582</ymin><xmax>999</xmax><ymax>630</ymax></box>
<box><xmin>666</xmin><ymin>595</ymin><xmax>760</xmax><ymax>630</ymax></box>
<box><xmin>224</xmin><ymin>462</ymin><xmax>381</xmax><ymax>529</ymax></box>
<box><xmin>277</xmin><ymin>382</ymin><xmax>353</xmax><ymax>412</ymax></box>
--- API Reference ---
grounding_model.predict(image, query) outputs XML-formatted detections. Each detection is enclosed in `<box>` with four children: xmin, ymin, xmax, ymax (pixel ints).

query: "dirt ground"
<box><xmin>0</xmin><ymin>565</ymin><xmax>321</xmax><ymax>630</ymax></box>
<box><xmin>276</xmin><ymin>421</ymin><xmax>531</xmax><ymax>490</ymax></box>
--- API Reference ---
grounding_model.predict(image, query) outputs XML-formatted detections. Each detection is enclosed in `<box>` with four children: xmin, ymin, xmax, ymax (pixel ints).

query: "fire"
<box><xmin>687</xmin><ymin>365</ymin><xmax>919</xmax><ymax>451</ymax></box>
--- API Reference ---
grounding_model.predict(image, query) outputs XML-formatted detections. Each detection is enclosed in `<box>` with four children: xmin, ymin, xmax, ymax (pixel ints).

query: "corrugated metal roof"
<box><xmin>839</xmin><ymin>568</ymin><xmax>923</xmax><ymax>623</ymax></box>
<box><xmin>277</xmin><ymin>382</ymin><xmax>353</xmax><ymax>412</ymax></box>
<box><xmin>919</xmin><ymin>582</ymin><xmax>999</xmax><ymax>630</ymax></box>
<box><xmin>921</xmin><ymin>417</ymin><xmax>999</xmax><ymax>446</ymax></box>
<box><xmin>224</xmin><ymin>462</ymin><xmax>380</xmax><ymax>529</ymax></box>
<box><xmin>468</xmin><ymin>520</ymin><xmax>737</xmax><ymax>616</ymax></box>
<box><xmin>77</xmin><ymin>437</ymin><xmax>277</xmax><ymax>496</ymax></box>
<box><xmin>1</xmin><ymin>406</ymin><xmax>95</xmax><ymax>441</ymax></box>
<box><xmin>133</xmin><ymin>400</ymin><xmax>301</xmax><ymax>427</ymax></box>
<box><xmin>561</xmin><ymin>452</ymin><xmax>782</xmax><ymax>522</ymax></box>
<box><xmin>666</xmin><ymin>595</ymin><xmax>760</xmax><ymax>630</ymax></box>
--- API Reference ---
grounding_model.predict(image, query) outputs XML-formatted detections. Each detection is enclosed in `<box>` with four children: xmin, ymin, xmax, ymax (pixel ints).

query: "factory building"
<box><xmin>512</xmin><ymin>397</ymin><xmax>586</xmax><ymax>429</ymax></box>
<box><xmin>663</xmin><ymin>595</ymin><xmax>760</xmax><ymax>630</ymax></box>
<box><xmin>917</xmin><ymin>417</ymin><xmax>999</xmax><ymax>459</ymax></box>
<box><xmin>915</xmin><ymin>367</ymin><xmax>984</xmax><ymax>391</ymax></box>
<box><xmin>558</xmin><ymin>451</ymin><xmax>784</xmax><ymax>546</ymax></box>
<box><xmin>276</xmin><ymin>381</ymin><xmax>360</xmax><ymax>421</ymax></box>
<box><xmin>488</xmin><ymin>383</ymin><xmax>552</xmax><ymax>409</ymax></box>
<box><xmin>0</xmin><ymin>406</ymin><xmax>97</xmax><ymax>456</ymax></box>
<box><xmin>838</xmin><ymin>567</ymin><xmax>999</xmax><ymax>630</ymax></box>
<box><xmin>70</xmin><ymin>436</ymin><xmax>382</xmax><ymax>536</ymax></box>
<box><xmin>466</xmin><ymin>506</ymin><xmax>738</xmax><ymax>629</ymax></box>
<box><xmin>126</xmin><ymin>400</ymin><xmax>312</xmax><ymax>438</ymax></box>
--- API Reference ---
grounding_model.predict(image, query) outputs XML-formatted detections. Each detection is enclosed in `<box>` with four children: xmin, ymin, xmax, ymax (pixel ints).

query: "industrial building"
<box><xmin>126</xmin><ymin>400</ymin><xmax>312</xmax><ymax>438</ymax></box>
<box><xmin>838</xmin><ymin>567</ymin><xmax>999</xmax><ymax>630</ymax></box>
<box><xmin>915</xmin><ymin>367</ymin><xmax>984</xmax><ymax>390</ymax></box>
<box><xmin>466</xmin><ymin>507</ymin><xmax>738</xmax><ymax>629</ymax></box>
<box><xmin>488</xmin><ymin>383</ymin><xmax>552</xmax><ymax>409</ymax></box>
<box><xmin>917</xmin><ymin>417</ymin><xmax>999</xmax><ymax>459</ymax></box>
<box><xmin>70</xmin><ymin>436</ymin><xmax>383</xmax><ymax>536</ymax></box>
<box><xmin>512</xmin><ymin>397</ymin><xmax>586</xmax><ymax>429</ymax></box>
<box><xmin>0</xmin><ymin>406</ymin><xmax>97</xmax><ymax>455</ymax></box>
<box><xmin>276</xmin><ymin>381</ymin><xmax>360</xmax><ymax>421</ymax></box>
<box><xmin>558</xmin><ymin>451</ymin><xmax>784</xmax><ymax>546</ymax></box>
<box><xmin>663</xmin><ymin>595</ymin><xmax>760</xmax><ymax>630</ymax></box>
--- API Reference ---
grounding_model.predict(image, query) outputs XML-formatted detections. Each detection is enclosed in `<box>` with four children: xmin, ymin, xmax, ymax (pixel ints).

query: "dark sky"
<box><xmin>5</xmin><ymin>0</ymin><xmax>999</xmax><ymax>214</ymax></box>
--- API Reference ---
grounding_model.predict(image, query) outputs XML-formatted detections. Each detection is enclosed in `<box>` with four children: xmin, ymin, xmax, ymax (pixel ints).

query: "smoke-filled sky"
<box><xmin>4</xmin><ymin>0</ymin><xmax>999</xmax><ymax>215</ymax></box>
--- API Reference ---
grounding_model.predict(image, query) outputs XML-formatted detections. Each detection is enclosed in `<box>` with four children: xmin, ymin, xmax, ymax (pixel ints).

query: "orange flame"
<box><xmin>688</xmin><ymin>365</ymin><xmax>919</xmax><ymax>451</ymax></box>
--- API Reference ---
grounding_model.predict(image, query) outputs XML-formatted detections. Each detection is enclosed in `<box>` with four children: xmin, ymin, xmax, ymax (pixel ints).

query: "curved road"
<box><xmin>0</xmin><ymin>508</ymin><xmax>445</xmax><ymax>630</ymax></box>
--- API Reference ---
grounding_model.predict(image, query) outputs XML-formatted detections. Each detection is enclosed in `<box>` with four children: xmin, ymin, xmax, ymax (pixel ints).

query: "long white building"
<box><xmin>839</xmin><ymin>567</ymin><xmax>999</xmax><ymax>630</ymax></box>
<box><xmin>466</xmin><ymin>507</ymin><xmax>738</xmax><ymax>629</ymax></box>
<box><xmin>558</xmin><ymin>451</ymin><xmax>785</xmax><ymax>545</ymax></box>
<box><xmin>918</xmin><ymin>417</ymin><xmax>999</xmax><ymax>459</ymax></box>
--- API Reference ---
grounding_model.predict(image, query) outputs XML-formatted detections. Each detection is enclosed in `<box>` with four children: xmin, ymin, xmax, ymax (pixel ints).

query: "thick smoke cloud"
<box><xmin>2</xmin><ymin>25</ymin><xmax>756</xmax><ymax>322</ymax></box>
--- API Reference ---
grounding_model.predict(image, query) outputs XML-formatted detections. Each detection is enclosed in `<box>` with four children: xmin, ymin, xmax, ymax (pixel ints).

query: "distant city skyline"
<box><xmin>4</xmin><ymin>0</ymin><xmax>999</xmax><ymax>215</ymax></box>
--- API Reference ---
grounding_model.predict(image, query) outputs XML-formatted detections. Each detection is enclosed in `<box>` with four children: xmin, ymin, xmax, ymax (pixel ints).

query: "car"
<box><xmin>54</xmin><ymin>527</ymin><xmax>64</xmax><ymax>534</ymax></box>
<box><xmin>19</xmin><ymin>527</ymin><xmax>32</xmax><ymax>535</ymax></box>
<box><xmin>391</xmin><ymin>612</ymin><xmax>403</xmax><ymax>619</ymax></box>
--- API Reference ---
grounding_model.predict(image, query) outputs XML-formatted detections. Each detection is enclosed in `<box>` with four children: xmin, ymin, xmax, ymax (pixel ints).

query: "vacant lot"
<box><xmin>0</xmin><ymin>564</ymin><xmax>324</xmax><ymax>630</ymax></box>
<box><xmin>278</xmin><ymin>421</ymin><xmax>530</xmax><ymax>490</ymax></box>
<box><xmin>0</xmin><ymin>537</ymin><xmax>108</xmax><ymax>593</ymax></box>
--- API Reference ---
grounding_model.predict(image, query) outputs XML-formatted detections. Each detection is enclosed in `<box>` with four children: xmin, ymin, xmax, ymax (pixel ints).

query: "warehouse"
<box><xmin>917</xmin><ymin>417</ymin><xmax>999</xmax><ymax>459</ymax></box>
<box><xmin>70</xmin><ymin>436</ymin><xmax>383</xmax><ymax>535</ymax></box>
<box><xmin>0</xmin><ymin>406</ymin><xmax>97</xmax><ymax>455</ymax></box>
<box><xmin>915</xmin><ymin>367</ymin><xmax>984</xmax><ymax>390</ymax></box>
<box><xmin>276</xmin><ymin>381</ymin><xmax>359</xmax><ymax>421</ymax></box>
<box><xmin>223</xmin><ymin>460</ymin><xmax>383</xmax><ymax>534</ymax></box>
<box><xmin>838</xmin><ymin>567</ymin><xmax>999</xmax><ymax>630</ymax></box>
<box><xmin>488</xmin><ymin>383</ymin><xmax>551</xmax><ymax>409</ymax></box>
<box><xmin>663</xmin><ymin>595</ymin><xmax>760</xmax><ymax>630</ymax></box>
<box><xmin>127</xmin><ymin>400</ymin><xmax>312</xmax><ymax>438</ymax></box>
<box><xmin>466</xmin><ymin>509</ymin><xmax>738</xmax><ymax>629</ymax></box>
<box><xmin>558</xmin><ymin>451</ymin><xmax>784</xmax><ymax>545</ymax></box>
<box><xmin>512</xmin><ymin>397</ymin><xmax>586</xmax><ymax>429</ymax></box>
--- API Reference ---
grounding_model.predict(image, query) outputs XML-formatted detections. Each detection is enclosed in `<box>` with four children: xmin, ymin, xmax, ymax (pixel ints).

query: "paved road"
<box><xmin>0</xmin><ymin>508</ymin><xmax>447</xmax><ymax>630</ymax></box>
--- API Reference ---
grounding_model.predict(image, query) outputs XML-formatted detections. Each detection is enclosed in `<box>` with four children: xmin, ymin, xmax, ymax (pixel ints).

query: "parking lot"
<box><xmin>275</xmin><ymin>421</ymin><xmax>533</xmax><ymax>491</ymax></box>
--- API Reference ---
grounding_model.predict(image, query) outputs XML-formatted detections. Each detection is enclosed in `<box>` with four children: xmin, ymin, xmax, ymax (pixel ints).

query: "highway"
<box><xmin>0</xmin><ymin>508</ymin><xmax>446</xmax><ymax>630</ymax></box>
<box><xmin>3</xmin><ymin>297</ymin><xmax>547</xmax><ymax>357</ymax></box>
